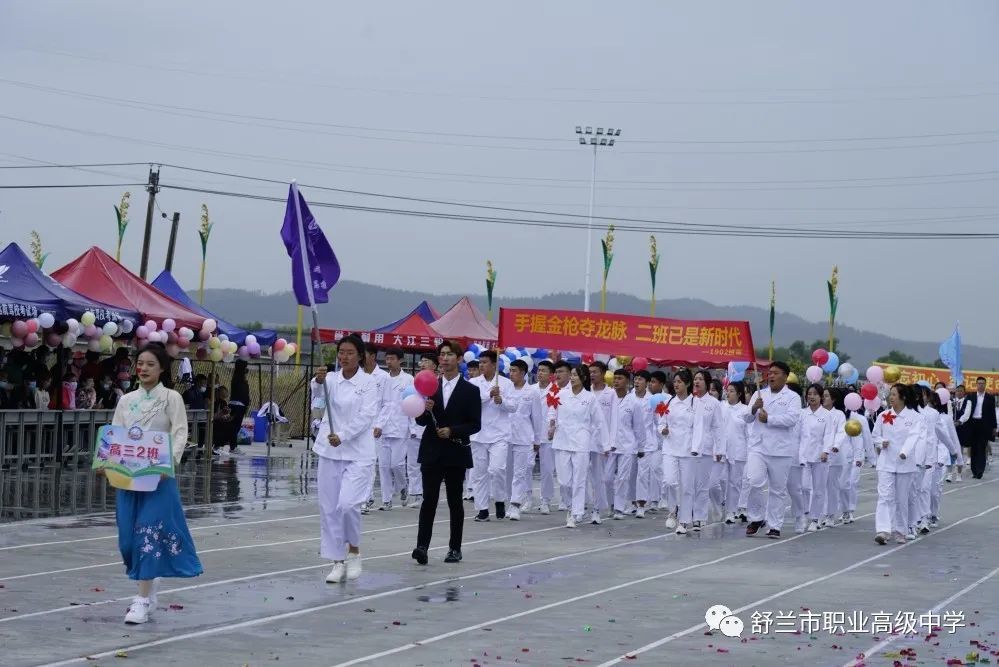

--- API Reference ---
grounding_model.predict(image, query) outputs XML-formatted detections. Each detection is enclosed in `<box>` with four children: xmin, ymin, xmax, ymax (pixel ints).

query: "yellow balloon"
<box><xmin>884</xmin><ymin>365</ymin><xmax>902</xmax><ymax>383</ymax></box>
<box><xmin>604</xmin><ymin>370</ymin><xmax>615</xmax><ymax>385</ymax></box>
<box><xmin>786</xmin><ymin>372</ymin><xmax>799</xmax><ymax>385</ymax></box>
<box><xmin>208</xmin><ymin>337</ymin><xmax>221</xmax><ymax>349</ymax></box>
<box><xmin>99</xmin><ymin>335</ymin><xmax>113</xmax><ymax>352</ymax></box>
<box><xmin>844</xmin><ymin>420</ymin><xmax>862</xmax><ymax>437</ymax></box>
<box><xmin>616</xmin><ymin>355</ymin><xmax>632</xmax><ymax>366</ymax></box>
<box><xmin>80</xmin><ymin>311</ymin><xmax>96</xmax><ymax>326</ymax></box>
<box><xmin>209</xmin><ymin>348</ymin><xmax>224</xmax><ymax>362</ymax></box>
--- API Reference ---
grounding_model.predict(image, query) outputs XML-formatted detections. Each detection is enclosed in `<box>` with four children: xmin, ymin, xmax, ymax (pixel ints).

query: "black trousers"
<box><xmin>969</xmin><ymin>420</ymin><xmax>991</xmax><ymax>479</ymax></box>
<box><xmin>417</xmin><ymin>464</ymin><xmax>466</xmax><ymax>551</ymax></box>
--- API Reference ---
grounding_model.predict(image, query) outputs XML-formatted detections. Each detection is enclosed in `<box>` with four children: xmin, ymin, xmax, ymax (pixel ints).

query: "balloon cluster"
<box><xmin>400</xmin><ymin>369</ymin><xmax>438</xmax><ymax>418</ymax></box>
<box><xmin>4</xmin><ymin>310</ymin><xmax>136</xmax><ymax>353</ymax></box>
<box><xmin>269</xmin><ymin>338</ymin><xmax>298</xmax><ymax>364</ymax></box>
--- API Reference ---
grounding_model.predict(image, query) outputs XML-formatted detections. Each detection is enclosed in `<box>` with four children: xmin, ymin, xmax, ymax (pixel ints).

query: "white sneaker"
<box><xmin>905</xmin><ymin>530</ymin><xmax>917</xmax><ymax>541</ymax></box>
<box><xmin>509</xmin><ymin>505</ymin><xmax>521</xmax><ymax>521</ymax></box>
<box><xmin>846</xmin><ymin>512</ymin><xmax>856</xmax><ymax>524</ymax></box>
<box><xmin>806</xmin><ymin>520</ymin><xmax>820</xmax><ymax>533</ymax></box>
<box><xmin>408</xmin><ymin>495</ymin><xmax>422</xmax><ymax>509</ymax></box>
<box><xmin>566</xmin><ymin>513</ymin><xmax>577</xmax><ymax>529</ymax></box>
<box><xmin>325</xmin><ymin>562</ymin><xmax>346</xmax><ymax>583</ymax></box>
<box><xmin>345</xmin><ymin>554</ymin><xmax>362</xmax><ymax>580</ymax></box>
<box><xmin>724</xmin><ymin>512</ymin><xmax>736</xmax><ymax>525</ymax></box>
<box><xmin>124</xmin><ymin>596</ymin><xmax>152</xmax><ymax>624</ymax></box>
<box><xmin>557</xmin><ymin>502</ymin><xmax>568</xmax><ymax>512</ymax></box>
<box><xmin>399</xmin><ymin>487</ymin><xmax>408</xmax><ymax>506</ymax></box>
<box><xmin>929</xmin><ymin>516</ymin><xmax>939</xmax><ymax>528</ymax></box>
<box><xmin>229</xmin><ymin>447</ymin><xmax>247</xmax><ymax>457</ymax></box>
<box><xmin>635</xmin><ymin>507</ymin><xmax>645</xmax><ymax>519</ymax></box>
<box><xmin>795</xmin><ymin>517</ymin><xmax>808</xmax><ymax>534</ymax></box>
<box><xmin>379</xmin><ymin>501</ymin><xmax>393</xmax><ymax>511</ymax></box>
<box><xmin>360</xmin><ymin>504</ymin><xmax>370</xmax><ymax>515</ymax></box>
<box><xmin>665</xmin><ymin>514</ymin><xmax>678</xmax><ymax>530</ymax></box>
<box><xmin>613</xmin><ymin>511</ymin><xmax>625</xmax><ymax>520</ymax></box>
<box><xmin>538</xmin><ymin>503</ymin><xmax>551</xmax><ymax>515</ymax></box>
<box><xmin>675</xmin><ymin>523</ymin><xmax>688</xmax><ymax>535</ymax></box>
<box><xmin>590</xmin><ymin>510</ymin><xmax>602</xmax><ymax>525</ymax></box>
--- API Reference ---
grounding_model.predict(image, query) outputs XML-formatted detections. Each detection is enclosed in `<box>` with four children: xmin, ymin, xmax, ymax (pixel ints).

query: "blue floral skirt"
<box><xmin>116</xmin><ymin>478</ymin><xmax>203</xmax><ymax>580</ymax></box>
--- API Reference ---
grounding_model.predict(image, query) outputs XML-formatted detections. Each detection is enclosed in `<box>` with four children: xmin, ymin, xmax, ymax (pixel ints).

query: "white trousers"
<box><xmin>804</xmin><ymin>462</ymin><xmax>828</xmax><ymax>519</ymax></box>
<box><xmin>675</xmin><ymin>456</ymin><xmax>701</xmax><ymax>525</ymax></box>
<box><xmin>875</xmin><ymin>470</ymin><xmax>914</xmax><ymax>535</ymax></box>
<box><xmin>746</xmin><ymin>452</ymin><xmax>794</xmax><ymax>531</ymax></box>
<box><xmin>612</xmin><ymin>453</ymin><xmax>637</xmax><ymax>512</ymax></box>
<box><xmin>707</xmin><ymin>458</ymin><xmax>727</xmax><ymax>510</ymax></box>
<box><xmin>824</xmin><ymin>464</ymin><xmax>843</xmax><ymax>517</ymax></box>
<box><xmin>508</xmin><ymin>444</ymin><xmax>535</xmax><ymax>507</ymax></box>
<box><xmin>538</xmin><ymin>442</ymin><xmax>556</xmax><ymax>503</ymax></box>
<box><xmin>635</xmin><ymin>451</ymin><xmax>661</xmax><ymax>503</ymax></box>
<box><xmin>603</xmin><ymin>453</ymin><xmax>618</xmax><ymax>509</ymax></box>
<box><xmin>378</xmin><ymin>437</ymin><xmax>408</xmax><ymax>503</ymax></box>
<box><xmin>471</xmin><ymin>441</ymin><xmax>509</xmax><ymax>511</ymax></box>
<box><xmin>910</xmin><ymin>467</ymin><xmax>927</xmax><ymax>526</ymax></box>
<box><xmin>588</xmin><ymin>452</ymin><xmax>610</xmax><ymax>512</ymax></box>
<box><xmin>555</xmin><ymin>449</ymin><xmax>589</xmax><ymax>518</ymax></box>
<box><xmin>930</xmin><ymin>464</ymin><xmax>944</xmax><ymax>518</ymax></box>
<box><xmin>786</xmin><ymin>464</ymin><xmax>808</xmax><ymax>520</ymax></box>
<box><xmin>406</xmin><ymin>436</ymin><xmax>423</xmax><ymax>496</ymax></box>
<box><xmin>661</xmin><ymin>453</ymin><xmax>680</xmax><ymax>512</ymax></box>
<box><xmin>318</xmin><ymin>457</ymin><xmax>375</xmax><ymax>561</ymax></box>
<box><xmin>726</xmin><ymin>459</ymin><xmax>748</xmax><ymax>510</ymax></box>
<box><xmin>690</xmin><ymin>455</ymin><xmax>715</xmax><ymax>522</ymax></box>
<box><xmin>840</xmin><ymin>463</ymin><xmax>862</xmax><ymax>512</ymax></box>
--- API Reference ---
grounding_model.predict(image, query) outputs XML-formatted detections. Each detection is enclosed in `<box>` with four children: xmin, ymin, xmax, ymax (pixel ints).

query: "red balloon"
<box><xmin>860</xmin><ymin>382</ymin><xmax>878</xmax><ymax>401</ymax></box>
<box><xmin>811</xmin><ymin>348</ymin><xmax>829</xmax><ymax>366</ymax></box>
<box><xmin>413</xmin><ymin>369</ymin><xmax>438</xmax><ymax>397</ymax></box>
<box><xmin>631</xmin><ymin>357</ymin><xmax>649</xmax><ymax>371</ymax></box>
<box><xmin>581</xmin><ymin>353</ymin><xmax>595</xmax><ymax>365</ymax></box>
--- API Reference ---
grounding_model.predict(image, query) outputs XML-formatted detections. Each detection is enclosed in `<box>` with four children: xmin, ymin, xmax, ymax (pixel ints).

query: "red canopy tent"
<box><xmin>51</xmin><ymin>247</ymin><xmax>209</xmax><ymax>330</ymax></box>
<box><xmin>430</xmin><ymin>297</ymin><xmax>498</xmax><ymax>348</ymax></box>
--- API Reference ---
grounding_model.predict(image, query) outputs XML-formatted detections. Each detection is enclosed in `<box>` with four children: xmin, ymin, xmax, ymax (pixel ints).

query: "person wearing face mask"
<box><xmin>76</xmin><ymin>377</ymin><xmax>98</xmax><ymax>410</ymax></box>
<box><xmin>61</xmin><ymin>371</ymin><xmax>78</xmax><ymax>411</ymax></box>
<box><xmin>183</xmin><ymin>374</ymin><xmax>209</xmax><ymax>411</ymax></box>
<box><xmin>97</xmin><ymin>375</ymin><xmax>118</xmax><ymax>409</ymax></box>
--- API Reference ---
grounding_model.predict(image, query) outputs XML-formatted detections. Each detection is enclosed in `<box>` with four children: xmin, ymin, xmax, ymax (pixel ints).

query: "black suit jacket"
<box><xmin>968</xmin><ymin>392</ymin><xmax>998</xmax><ymax>431</ymax></box>
<box><xmin>415</xmin><ymin>376</ymin><xmax>481</xmax><ymax>469</ymax></box>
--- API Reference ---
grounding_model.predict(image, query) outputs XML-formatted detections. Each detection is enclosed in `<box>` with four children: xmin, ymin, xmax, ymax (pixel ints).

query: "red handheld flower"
<box><xmin>546</xmin><ymin>388</ymin><xmax>561</xmax><ymax>409</ymax></box>
<box><xmin>655</xmin><ymin>402</ymin><xmax>669</xmax><ymax>417</ymax></box>
<box><xmin>881</xmin><ymin>411</ymin><xmax>895</xmax><ymax>425</ymax></box>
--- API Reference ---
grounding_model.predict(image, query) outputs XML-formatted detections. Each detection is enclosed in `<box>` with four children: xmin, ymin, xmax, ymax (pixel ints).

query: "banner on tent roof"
<box><xmin>314</xmin><ymin>328</ymin><xmax>446</xmax><ymax>351</ymax></box>
<box><xmin>498</xmin><ymin>307</ymin><xmax>755</xmax><ymax>365</ymax></box>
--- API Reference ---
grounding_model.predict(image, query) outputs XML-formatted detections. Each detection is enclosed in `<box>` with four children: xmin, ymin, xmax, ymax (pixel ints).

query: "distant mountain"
<box><xmin>199</xmin><ymin>282</ymin><xmax>999</xmax><ymax>370</ymax></box>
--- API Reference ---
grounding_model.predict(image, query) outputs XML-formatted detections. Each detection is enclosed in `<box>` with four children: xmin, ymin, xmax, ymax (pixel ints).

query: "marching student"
<box><xmin>551</xmin><ymin>360</ymin><xmax>574</xmax><ymax>511</ymax></box>
<box><xmin>375</xmin><ymin>347</ymin><xmax>414</xmax><ymax>511</ymax></box>
<box><xmin>466</xmin><ymin>360</ymin><xmax>480</xmax><ymax>379</ymax></box>
<box><xmin>649</xmin><ymin>370</ymin><xmax>670</xmax><ymax>512</ymax></box>
<box><xmin>407</xmin><ymin>352</ymin><xmax>438</xmax><ymax>509</ymax></box>
<box><xmin>795</xmin><ymin>384</ymin><xmax>835</xmax><ymax>533</ymax></box>
<box><xmin>588</xmin><ymin>361</ymin><xmax>614</xmax><ymax>524</ymax></box>
<box><xmin>691</xmin><ymin>370</ymin><xmax>724</xmax><ymax>529</ymax></box>
<box><xmin>659</xmin><ymin>368</ymin><xmax>696</xmax><ymax>534</ymax></box>
<box><xmin>463</xmin><ymin>357</ymin><xmax>482</xmax><ymax>501</ymax></box>
<box><xmin>549</xmin><ymin>364</ymin><xmax>609</xmax><ymax>528</ymax></box>
<box><xmin>722</xmin><ymin>381</ymin><xmax>751</xmax><ymax>524</ymax></box>
<box><xmin>534</xmin><ymin>360</ymin><xmax>558</xmax><ymax>514</ymax></box>
<box><xmin>362</xmin><ymin>342</ymin><xmax>393</xmax><ymax>515</ymax></box>
<box><xmin>314</xmin><ymin>335</ymin><xmax>379</xmax><ymax>583</ymax></box>
<box><xmin>871</xmin><ymin>384</ymin><xmax>925</xmax><ymax>545</ymax></box>
<box><xmin>631</xmin><ymin>370</ymin><xmax>659</xmax><ymax>518</ymax></box>
<box><xmin>609</xmin><ymin>369</ymin><xmax>647</xmax><ymax>519</ymax></box>
<box><xmin>506</xmin><ymin>359</ymin><xmax>544</xmax><ymax>521</ymax></box>
<box><xmin>911</xmin><ymin>385</ymin><xmax>939</xmax><ymax>536</ymax></box>
<box><xmin>469</xmin><ymin>350</ymin><xmax>516</xmax><ymax>521</ymax></box>
<box><xmin>821</xmin><ymin>387</ymin><xmax>848</xmax><ymax>527</ymax></box>
<box><xmin>744</xmin><ymin>361</ymin><xmax>803</xmax><ymax>540</ymax></box>
<box><xmin>841</xmin><ymin>405</ymin><xmax>872</xmax><ymax>524</ymax></box>
<box><xmin>930</xmin><ymin>389</ymin><xmax>961</xmax><ymax>527</ymax></box>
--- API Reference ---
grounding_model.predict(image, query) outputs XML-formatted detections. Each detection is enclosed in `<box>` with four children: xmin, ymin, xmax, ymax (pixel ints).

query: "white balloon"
<box><xmin>120</xmin><ymin>319</ymin><xmax>134</xmax><ymax>334</ymax></box>
<box><xmin>102</xmin><ymin>322</ymin><xmax>118</xmax><ymax>337</ymax></box>
<box><xmin>518</xmin><ymin>356</ymin><xmax>534</xmax><ymax>371</ymax></box>
<box><xmin>244</xmin><ymin>334</ymin><xmax>257</xmax><ymax>346</ymax></box>
<box><xmin>38</xmin><ymin>313</ymin><xmax>55</xmax><ymax>329</ymax></box>
<box><xmin>66</xmin><ymin>318</ymin><xmax>80</xmax><ymax>334</ymax></box>
<box><xmin>202</xmin><ymin>318</ymin><xmax>217</xmax><ymax>334</ymax></box>
<box><xmin>608</xmin><ymin>358</ymin><xmax>622</xmax><ymax>371</ymax></box>
<box><xmin>87</xmin><ymin>338</ymin><xmax>102</xmax><ymax>352</ymax></box>
<box><xmin>218</xmin><ymin>334</ymin><xmax>229</xmax><ymax>343</ymax></box>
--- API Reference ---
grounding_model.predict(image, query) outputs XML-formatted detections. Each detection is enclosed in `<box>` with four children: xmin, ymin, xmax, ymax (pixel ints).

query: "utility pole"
<box><xmin>138</xmin><ymin>166</ymin><xmax>160</xmax><ymax>280</ymax></box>
<box><xmin>164</xmin><ymin>211</ymin><xmax>180</xmax><ymax>272</ymax></box>
<box><xmin>574</xmin><ymin>126</ymin><xmax>621</xmax><ymax>312</ymax></box>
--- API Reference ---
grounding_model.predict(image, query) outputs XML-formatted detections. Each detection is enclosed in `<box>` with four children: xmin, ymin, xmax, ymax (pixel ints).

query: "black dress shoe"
<box><xmin>444</xmin><ymin>549</ymin><xmax>462</xmax><ymax>563</ymax></box>
<box><xmin>474</xmin><ymin>510</ymin><xmax>490</xmax><ymax>522</ymax></box>
<box><xmin>411</xmin><ymin>546</ymin><xmax>428</xmax><ymax>565</ymax></box>
<box><xmin>745</xmin><ymin>520</ymin><xmax>764</xmax><ymax>536</ymax></box>
<box><xmin>495</xmin><ymin>502</ymin><xmax>506</xmax><ymax>520</ymax></box>
<box><xmin>766</xmin><ymin>528</ymin><xmax>781</xmax><ymax>539</ymax></box>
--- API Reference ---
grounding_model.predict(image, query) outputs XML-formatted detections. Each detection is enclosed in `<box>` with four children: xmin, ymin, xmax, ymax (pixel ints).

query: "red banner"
<box><xmin>313</xmin><ymin>328</ymin><xmax>497</xmax><ymax>352</ymax></box>
<box><xmin>873</xmin><ymin>363</ymin><xmax>999</xmax><ymax>392</ymax></box>
<box><xmin>498</xmin><ymin>308</ymin><xmax>755</xmax><ymax>366</ymax></box>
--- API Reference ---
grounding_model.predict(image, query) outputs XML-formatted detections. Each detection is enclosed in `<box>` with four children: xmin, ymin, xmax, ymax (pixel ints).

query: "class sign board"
<box><xmin>498</xmin><ymin>307</ymin><xmax>755</xmax><ymax>366</ymax></box>
<box><xmin>92</xmin><ymin>425</ymin><xmax>174</xmax><ymax>492</ymax></box>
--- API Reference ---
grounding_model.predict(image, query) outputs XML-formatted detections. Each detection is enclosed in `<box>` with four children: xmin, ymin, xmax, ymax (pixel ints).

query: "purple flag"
<box><xmin>280</xmin><ymin>184</ymin><xmax>340</xmax><ymax>307</ymax></box>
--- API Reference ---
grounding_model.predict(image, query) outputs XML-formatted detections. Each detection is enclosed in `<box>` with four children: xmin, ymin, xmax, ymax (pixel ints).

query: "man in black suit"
<box><xmin>967</xmin><ymin>377</ymin><xmax>998</xmax><ymax>479</ymax></box>
<box><xmin>411</xmin><ymin>340</ymin><xmax>482</xmax><ymax>565</ymax></box>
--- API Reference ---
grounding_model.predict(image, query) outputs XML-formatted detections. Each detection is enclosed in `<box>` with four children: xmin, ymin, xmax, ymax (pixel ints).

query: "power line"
<box><xmin>0</xmin><ymin>183</ymin><xmax>144</xmax><ymax>189</ymax></box>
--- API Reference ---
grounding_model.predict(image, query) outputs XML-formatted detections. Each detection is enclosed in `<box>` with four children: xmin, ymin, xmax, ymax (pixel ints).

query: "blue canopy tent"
<box><xmin>374</xmin><ymin>300</ymin><xmax>441</xmax><ymax>333</ymax></box>
<box><xmin>151</xmin><ymin>270</ymin><xmax>276</xmax><ymax>346</ymax></box>
<box><xmin>0</xmin><ymin>242</ymin><xmax>138</xmax><ymax>325</ymax></box>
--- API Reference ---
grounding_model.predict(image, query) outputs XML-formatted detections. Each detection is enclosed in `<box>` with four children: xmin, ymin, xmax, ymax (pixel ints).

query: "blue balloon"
<box><xmin>846</xmin><ymin>370</ymin><xmax>859</xmax><ymax>385</ymax></box>
<box><xmin>531</xmin><ymin>348</ymin><xmax>548</xmax><ymax>359</ymax></box>
<box><xmin>459</xmin><ymin>362</ymin><xmax>467</xmax><ymax>373</ymax></box>
<box><xmin>468</xmin><ymin>343</ymin><xmax>481</xmax><ymax>355</ymax></box>
<box><xmin>731</xmin><ymin>361</ymin><xmax>750</xmax><ymax>373</ymax></box>
<box><xmin>729</xmin><ymin>371</ymin><xmax>745</xmax><ymax>382</ymax></box>
<box><xmin>822</xmin><ymin>352</ymin><xmax>840</xmax><ymax>374</ymax></box>
<box><xmin>504</xmin><ymin>351</ymin><xmax>518</xmax><ymax>362</ymax></box>
<box><xmin>562</xmin><ymin>351</ymin><xmax>581</xmax><ymax>363</ymax></box>
<box><xmin>916</xmin><ymin>380</ymin><xmax>932</xmax><ymax>388</ymax></box>
<box><xmin>401</xmin><ymin>386</ymin><xmax>417</xmax><ymax>399</ymax></box>
<box><xmin>647</xmin><ymin>393</ymin><xmax>666</xmax><ymax>410</ymax></box>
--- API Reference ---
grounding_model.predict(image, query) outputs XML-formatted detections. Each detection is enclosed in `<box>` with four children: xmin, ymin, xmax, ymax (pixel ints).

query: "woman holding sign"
<box><xmin>104</xmin><ymin>342</ymin><xmax>202</xmax><ymax>625</ymax></box>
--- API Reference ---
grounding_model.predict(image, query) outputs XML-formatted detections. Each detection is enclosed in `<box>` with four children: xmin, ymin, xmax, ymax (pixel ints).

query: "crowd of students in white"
<box><xmin>311</xmin><ymin>346</ymin><xmax>971</xmax><ymax>546</ymax></box>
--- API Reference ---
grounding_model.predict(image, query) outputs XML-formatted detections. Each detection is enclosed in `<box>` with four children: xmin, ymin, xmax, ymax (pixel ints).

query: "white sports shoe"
<box><xmin>590</xmin><ymin>510</ymin><xmax>602</xmax><ymax>525</ymax></box>
<box><xmin>675</xmin><ymin>523</ymin><xmax>688</xmax><ymax>535</ymax></box>
<box><xmin>635</xmin><ymin>507</ymin><xmax>645</xmax><ymax>519</ymax></box>
<box><xmin>665</xmin><ymin>514</ymin><xmax>678</xmax><ymax>530</ymax></box>
<box><xmin>613</xmin><ymin>511</ymin><xmax>625</xmax><ymax>520</ymax></box>
<box><xmin>557</xmin><ymin>502</ymin><xmax>568</xmax><ymax>512</ymax></box>
<box><xmin>408</xmin><ymin>495</ymin><xmax>422</xmax><ymax>509</ymax></box>
<box><xmin>806</xmin><ymin>519</ymin><xmax>820</xmax><ymax>533</ymax></box>
<box><xmin>538</xmin><ymin>503</ymin><xmax>551</xmax><ymax>515</ymax></box>
<box><xmin>509</xmin><ymin>505</ymin><xmax>521</xmax><ymax>521</ymax></box>
<box><xmin>345</xmin><ymin>554</ymin><xmax>362</xmax><ymax>580</ymax></box>
<box><xmin>566</xmin><ymin>513</ymin><xmax>577</xmax><ymax>529</ymax></box>
<box><xmin>124</xmin><ymin>597</ymin><xmax>152</xmax><ymax>625</ymax></box>
<box><xmin>325</xmin><ymin>562</ymin><xmax>346</xmax><ymax>583</ymax></box>
<box><xmin>795</xmin><ymin>517</ymin><xmax>808</xmax><ymax>534</ymax></box>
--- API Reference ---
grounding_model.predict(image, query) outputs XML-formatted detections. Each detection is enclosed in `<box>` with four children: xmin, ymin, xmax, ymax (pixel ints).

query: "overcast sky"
<box><xmin>2</xmin><ymin>1</ymin><xmax>998</xmax><ymax>345</ymax></box>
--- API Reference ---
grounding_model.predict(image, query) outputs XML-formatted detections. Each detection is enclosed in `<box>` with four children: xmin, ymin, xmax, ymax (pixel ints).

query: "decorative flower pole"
<box><xmin>486</xmin><ymin>260</ymin><xmax>497</xmax><ymax>322</ymax></box>
<box><xmin>768</xmin><ymin>280</ymin><xmax>776</xmax><ymax>361</ymax></box>
<box><xmin>198</xmin><ymin>204</ymin><xmax>213</xmax><ymax>305</ymax></box>
<box><xmin>648</xmin><ymin>235</ymin><xmax>660</xmax><ymax>316</ymax></box>
<box><xmin>827</xmin><ymin>265</ymin><xmax>839</xmax><ymax>353</ymax></box>
<box><xmin>29</xmin><ymin>231</ymin><xmax>49</xmax><ymax>269</ymax></box>
<box><xmin>600</xmin><ymin>224</ymin><xmax>615</xmax><ymax>312</ymax></box>
<box><xmin>114</xmin><ymin>191</ymin><xmax>131</xmax><ymax>262</ymax></box>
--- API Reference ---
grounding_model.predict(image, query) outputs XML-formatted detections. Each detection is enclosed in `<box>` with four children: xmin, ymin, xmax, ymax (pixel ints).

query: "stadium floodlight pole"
<box><xmin>575</xmin><ymin>126</ymin><xmax>620</xmax><ymax>312</ymax></box>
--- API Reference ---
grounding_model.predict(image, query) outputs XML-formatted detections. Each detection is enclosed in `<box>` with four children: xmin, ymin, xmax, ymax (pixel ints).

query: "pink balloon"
<box><xmin>844</xmin><ymin>392</ymin><xmax>863</xmax><ymax>412</ymax></box>
<box><xmin>198</xmin><ymin>330</ymin><xmax>211</xmax><ymax>341</ymax></box>
<box><xmin>631</xmin><ymin>357</ymin><xmax>649</xmax><ymax>372</ymax></box>
<box><xmin>161</xmin><ymin>318</ymin><xmax>176</xmax><ymax>333</ymax></box>
<box><xmin>863</xmin><ymin>397</ymin><xmax>881</xmax><ymax>412</ymax></box>
<box><xmin>936</xmin><ymin>387</ymin><xmax>951</xmax><ymax>404</ymax></box>
<box><xmin>805</xmin><ymin>365</ymin><xmax>824</xmax><ymax>384</ymax></box>
<box><xmin>866</xmin><ymin>366</ymin><xmax>885</xmax><ymax>385</ymax></box>
<box><xmin>11</xmin><ymin>320</ymin><xmax>27</xmax><ymax>338</ymax></box>
<box><xmin>24</xmin><ymin>332</ymin><xmax>39</xmax><ymax>348</ymax></box>
<box><xmin>135</xmin><ymin>325</ymin><xmax>149</xmax><ymax>339</ymax></box>
<box><xmin>177</xmin><ymin>337</ymin><xmax>190</xmax><ymax>349</ymax></box>
<box><xmin>84</xmin><ymin>324</ymin><xmax>99</xmax><ymax>338</ymax></box>
<box><xmin>238</xmin><ymin>345</ymin><xmax>250</xmax><ymax>360</ymax></box>
<box><xmin>273</xmin><ymin>338</ymin><xmax>287</xmax><ymax>351</ymax></box>
<box><xmin>414</xmin><ymin>370</ymin><xmax>438</xmax><ymax>397</ymax></box>
<box><xmin>401</xmin><ymin>394</ymin><xmax>426</xmax><ymax>418</ymax></box>
<box><xmin>247</xmin><ymin>342</ymin><xmax>261</xmax><ymax>356</ymax></box>
<box><xmin>145</xmin><ymin>320</ymin><xmax>158</xmax><ymax>332</ymax></box>
<box><xmin>25</xmin><ymin>319</ymin><xmax>39</xmax><ymax>334</ymax></box>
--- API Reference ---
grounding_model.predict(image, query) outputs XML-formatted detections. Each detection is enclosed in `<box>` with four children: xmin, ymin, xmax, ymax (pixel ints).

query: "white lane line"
<box><xmin>31</xmin><ymin>527</ymin><xmax>662</xmax><ymax>667</ymax></box>
<box><xmin>1</xmin><ymin>523</ymin><xmax>565</xmax><ymax>624</ymax></box>
<box><xmin>841</xmin><ymin>563</ymin><xmax>999</xmax><ymax>667</ymax></box>
<box><xmin>596</xmin><ymin>485</ymin><xmax>999</xmax><ymax>666</ymax></box>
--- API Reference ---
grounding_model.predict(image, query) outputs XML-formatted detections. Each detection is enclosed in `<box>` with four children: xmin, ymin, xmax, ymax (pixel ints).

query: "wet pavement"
<box><xmin>0</xmin><ymin>462</ymin><xmax>997</xmax><ymax>667</ymax></box>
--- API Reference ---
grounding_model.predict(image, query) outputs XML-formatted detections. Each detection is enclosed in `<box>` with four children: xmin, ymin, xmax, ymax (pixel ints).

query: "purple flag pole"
<box><xmin>291</xmin><ymin>180</ymin><xmax>337</xmax><ymax>438</ymax></box>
